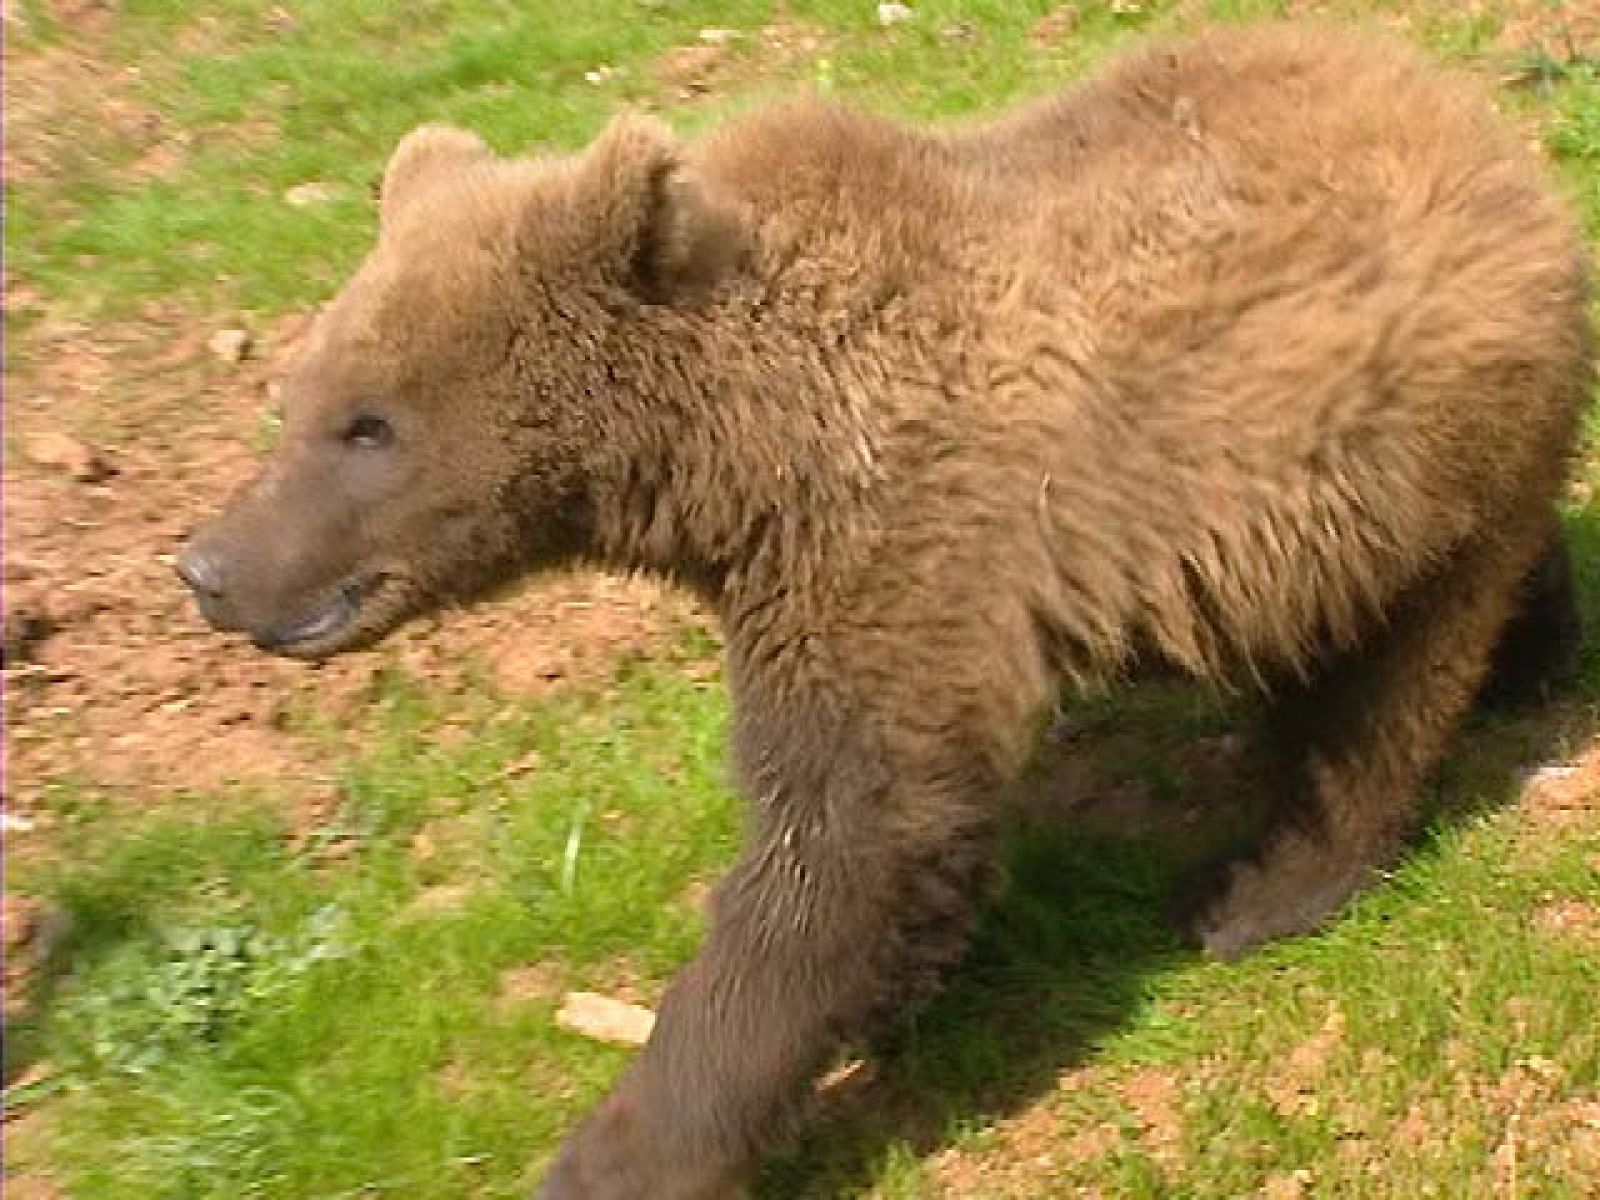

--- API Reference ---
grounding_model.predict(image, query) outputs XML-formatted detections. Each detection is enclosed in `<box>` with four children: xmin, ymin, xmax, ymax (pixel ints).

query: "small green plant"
<box><xmin>62</xmin><ymin>903</ymin><xmax>349</xmax><ymax>1076</ymax></box>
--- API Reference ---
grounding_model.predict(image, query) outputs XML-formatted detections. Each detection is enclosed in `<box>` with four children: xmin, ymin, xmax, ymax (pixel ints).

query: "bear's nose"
<box><xmin>175</xmin><ymin>544</ymin><xmax>226</xmax><ymax>598</ymax></box>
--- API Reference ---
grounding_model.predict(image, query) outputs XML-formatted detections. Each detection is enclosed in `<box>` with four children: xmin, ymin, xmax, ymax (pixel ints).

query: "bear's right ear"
<box><xmin>380</xmin><ymin>124</ymin><xmax>491</xmax><ymax>226</ymax></box>
<box><xmin>565</xmin><ymin>114</ymin><xmax>746</xmax><ymax>303</ymax></box>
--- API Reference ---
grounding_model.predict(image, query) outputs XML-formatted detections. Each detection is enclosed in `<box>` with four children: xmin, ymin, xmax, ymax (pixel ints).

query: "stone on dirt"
<box><xmin>22</xmin><ymin>429</ymin><xmax>114</xmax><ymax>483</ymax></box>
<box><xmin>207</xmin><ymin>327</ymin><xmax>253</xmax><ymax>363</ymax></box>
<box><xmin>555</xmin><ymin>991</ymin><xmax>656</xmax><ymax>1047</ymax></box>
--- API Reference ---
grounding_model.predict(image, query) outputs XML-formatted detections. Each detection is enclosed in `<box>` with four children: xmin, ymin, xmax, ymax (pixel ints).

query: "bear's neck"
<box><xmin>583</xmin><ymin>299</ymin><xmax>885</xmax><ymax>612</ymax></box>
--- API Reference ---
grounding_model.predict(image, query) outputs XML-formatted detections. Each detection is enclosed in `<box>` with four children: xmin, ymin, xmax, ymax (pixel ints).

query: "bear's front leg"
<box><xmin>536</xmin><ymin>708</ymin><xmax>1001</xmax><ymax>1198</ymax></box>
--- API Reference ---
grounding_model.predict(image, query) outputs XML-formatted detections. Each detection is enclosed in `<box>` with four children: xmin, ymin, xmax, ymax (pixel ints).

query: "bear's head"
<box><xmin>178</xmin><ymin>117</ymin><xmax>742</xmax><ymax>657</ymax></box>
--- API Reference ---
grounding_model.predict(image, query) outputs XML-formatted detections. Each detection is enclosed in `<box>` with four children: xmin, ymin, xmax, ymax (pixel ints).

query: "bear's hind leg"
<box><xmin>1188</xmin><ymin>523</ymin><xmax>1545</xmax><ymax>960</ymax></box>
<box><xmin>1479</xmin><ymin>527</ymin><xmax>1582</xmax><ymax>708</ymax></box>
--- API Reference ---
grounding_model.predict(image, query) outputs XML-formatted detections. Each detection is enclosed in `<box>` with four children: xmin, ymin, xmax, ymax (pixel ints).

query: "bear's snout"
<box><xmin>175</xmin><ymin>542</ymin><xmax>225</xmax><ymax>600</ymax></box>
<box><xmin>174</xmin><ymin>533</ymin><xmax>250</xmax><ymax>635</ymax></box>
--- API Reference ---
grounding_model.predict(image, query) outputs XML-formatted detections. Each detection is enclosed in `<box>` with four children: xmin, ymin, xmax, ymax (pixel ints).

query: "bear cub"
<box><xmin>181</xmin><ymin>23</ymin><xmax>1590</xmax><ymax>1199</ymax></box>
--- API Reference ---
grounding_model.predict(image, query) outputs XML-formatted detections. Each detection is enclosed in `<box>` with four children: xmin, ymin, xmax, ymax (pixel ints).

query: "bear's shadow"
<box><xmin>758</xmin><ymin>666</ymin><xmax>1597</xmax><ymax>1198</ymax></box>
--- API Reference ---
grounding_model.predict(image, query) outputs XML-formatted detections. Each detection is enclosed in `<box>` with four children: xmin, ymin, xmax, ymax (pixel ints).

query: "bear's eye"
<box><xmin>342</xmin><ymin>414</ymin><xmax>394</xmax><ymax>450</ymax></box>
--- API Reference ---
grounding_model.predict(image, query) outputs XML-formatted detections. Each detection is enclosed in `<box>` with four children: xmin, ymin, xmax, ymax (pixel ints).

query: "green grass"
<box><xmin>11</xmin><ymin>664</ymin><xmax>741</xmax><ymax>1199</ymax></box>
<box><xmin>11</xmin><ymin>0</ymin><xmax>1600</xmax><ymax>316</ymax></box>
<box><xmin>6</xmin><ymin>0</ymin><xmax>1168</xmax><ymax>315</ymax></box>
<box><xmin>11</xmin><ymin>652</ymin><xmax>1599</xmax><ymax>1198</ymax></box>
<box><xmin>7</xmin><ymin>2</ymin><xmax>1600</xmax><ymax>1197</ymax></box>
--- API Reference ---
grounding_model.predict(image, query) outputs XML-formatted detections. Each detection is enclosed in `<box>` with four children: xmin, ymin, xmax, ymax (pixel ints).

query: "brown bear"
<box><xmin>178</xmin><ymin>23</ymin><xmax>1591</xmax><ymax>1198</ymax></box>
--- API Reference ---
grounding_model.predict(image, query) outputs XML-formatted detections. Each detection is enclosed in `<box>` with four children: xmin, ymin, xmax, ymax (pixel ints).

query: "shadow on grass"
<box><xmin>758</xmin><ymin>692</ymin><xmax>1266</xmax><ymax>1198</ymax></box>
<box><xmin>762</xmin><ymin>827</ymin><xmax>1188</xmax><ymax>1198</ymax></box>
<box><xmin>1</xmin><ymin>803</ymin><xmax>291</xmax><ymax>1086</ymax></box>
<box><xmin>3</xmin><ymin>850</ymin><xmax>165</xmax><ymax>1084</ymax></box>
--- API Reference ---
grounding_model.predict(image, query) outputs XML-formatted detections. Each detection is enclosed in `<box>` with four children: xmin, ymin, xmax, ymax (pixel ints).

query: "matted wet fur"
<box><xmin>179</xmin><ymin>23</ymin><xmax>1591</xmax><ymax>1198</ymax></box>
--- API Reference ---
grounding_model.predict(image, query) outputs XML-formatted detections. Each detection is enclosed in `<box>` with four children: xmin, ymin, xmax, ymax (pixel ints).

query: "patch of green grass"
<box><xmin>9</xmin><ymin>0</ymin><xmax>780</xmax><ymax>314</ymax></box>
<box><xmin>1543</xmin><ymin>62</ymin><xmax>1600</xmax><ymax>243</ymax></box>
<box><xmin>11</xmin><ymin>0</ymin><xmax>1600</xmax><ymax>317</ymax></box>
<box><xmin>14</xmin><ymin>0</ymin><xmax>1600</xmax><ymax>322</ymax></box>
<box><xmin>14</xmin><ymin>663</ymin><xmax>739</xmax><ymax>1200</ymax></box>
<box><xmin>1157</xmin><ymin>818</ymin><xmax>1600</xmax><ymax>1199</ymax></box>
<box><xmin>0</xmin><ymin>0</ymin><xmax>1185</xmax><ymax>316</ymax></box>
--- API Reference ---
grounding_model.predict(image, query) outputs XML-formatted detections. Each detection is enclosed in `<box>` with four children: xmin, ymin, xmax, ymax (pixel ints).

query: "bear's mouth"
<box><xmin>251</xmin><ymin>574</ymin><xmax>387</xmax><ymax>658</ymax></box>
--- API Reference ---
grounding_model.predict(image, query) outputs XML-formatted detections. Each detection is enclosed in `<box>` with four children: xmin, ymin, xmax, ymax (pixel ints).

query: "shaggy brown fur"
<box><xmin>179</xmin><ymin>24</ymin><xmax>1591</xmax><ymax>1198</ymax></box>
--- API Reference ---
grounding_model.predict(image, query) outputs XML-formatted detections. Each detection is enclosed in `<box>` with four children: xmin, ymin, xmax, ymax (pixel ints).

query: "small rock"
<box><xmin>877</xmin><ymin>2</ymin><xmax>914</xmax><ymax>27</ymax></box>
<box><xmin>1</xmin><ymin>894</ymin><xmax>40</xmax><ymax>952</ymax></box>
<box><xmin>698</xmin><ymin>27</ymin><xmax>740</xmax><ymax>45</ymax></box>
<box><xmin>1524</xmin><ymin>764</ymin><xmax>1578</xmax><ymax>786</ymax></box>
<box><xmin>499</xmin><ymin>748</ymin><xmax>544</xmax><ymax>779</ymax></box>
<box><xmin>284</xmin><ymin>181</ymin><xmax>339</xmax><ymax>207</ymax></box>
<box><xmin>207</xmin><ymin>327</ymin><xmax>253</xmax><ymax>363</ymax></box>
<box><xmin>816</xmin><ymin>1056</ymin><xmax>872</xmax><ymax>1095</ymax></box>
<box><xmin>2</xmin><ymin>894</ymin><xmax>69</xmax><ymax>1022</ymax></box>
<box><xmin>1</xmin><ymin>601</ymin><xmax>55</xmax><ymax>666</ymax></box>
<box><xmin>657</xmin><ymin>44</ymin><xmax>723</xmax><ymax>94</ymax></box>
<box><xmin>584</xmin><ymin>64</ymin><xmax>623</xmax><ymax>85</ymax></box>
<box><xmin>402</xmin><ymin>882</ymin><xmax>474</xmax><ymax>918</ymax></box>
<box><xmin>1032</xmin><ymin>4</ymin><xmax>1080</xmax><ymax>46</ymax></box>
<box><xmin>22</xmin><ymin>430</ymin><xmax>114</xmax><ymax>483</ymax></box>
<box><xmin>556</xmin><ymin>991</ymin><xmax>656</xmax><ymax>1047</ymax></box>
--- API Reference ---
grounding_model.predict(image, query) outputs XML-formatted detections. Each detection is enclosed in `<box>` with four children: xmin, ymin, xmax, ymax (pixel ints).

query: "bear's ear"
<box><xmin>570</xmin><ymin>114</ymin><xmax>744</xmax><ymax>302</ymax></box>
<box><xmin>381</xmin><ymin>124</ymin><xmax>491</xmax><ymax>226</ymax></box>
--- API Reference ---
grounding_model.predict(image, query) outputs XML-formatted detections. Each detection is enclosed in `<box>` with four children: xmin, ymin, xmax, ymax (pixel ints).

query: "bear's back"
<box><xmin>695</xmin><ymin>26</ymin><xmax>1589</xmax><ymax>686</ymax></box>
